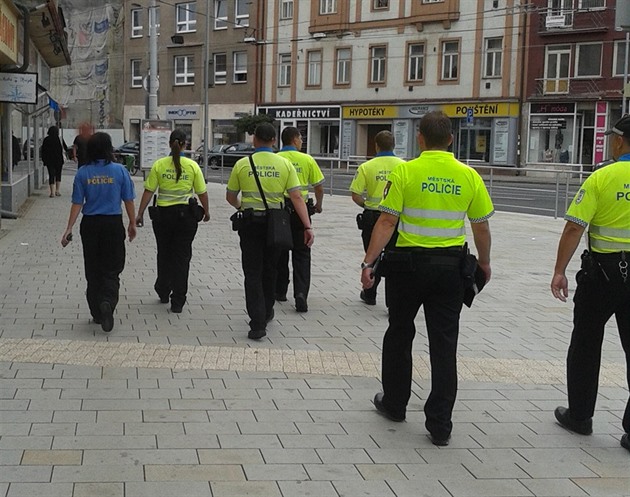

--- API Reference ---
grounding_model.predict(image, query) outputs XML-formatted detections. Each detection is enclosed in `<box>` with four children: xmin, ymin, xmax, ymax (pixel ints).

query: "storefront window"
<box><xmin>309</xmin><ymin>122</ymin><xmax>339</xmax><ymax>157</ymax></box>
<box><xmin>528</xmin><ymin>116</ymin><xmax>574</xmax><ymax>163</ymax></box>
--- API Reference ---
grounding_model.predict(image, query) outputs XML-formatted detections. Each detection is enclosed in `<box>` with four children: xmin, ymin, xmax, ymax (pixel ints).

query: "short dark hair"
<box><xmin>281</xmin><ymin>127</ymin><xmax>300</xmax><ymax>146</ymax></box>
<box><xmin>47</xmin><ymin>126</ymin><xmax>59</xmax><ymax>137</ymax></box>
<box><xmin>87</xmin><ymin>132</ymin><xmax>115</xmax><ymax>164</ymax></box>
<box><xmin>418</xmin><ymin>111</ymin><xmax>452</xmax><ymax>149</ymax></box>
<box><xmin>375</xmin><ymin>130</ymin><xmax>394</xmax><ymax>151</ymax></box>
<box><xmin>254</xmin><ymin>123</ymin><xmax>276</xmax><ymax>143</ymax></box>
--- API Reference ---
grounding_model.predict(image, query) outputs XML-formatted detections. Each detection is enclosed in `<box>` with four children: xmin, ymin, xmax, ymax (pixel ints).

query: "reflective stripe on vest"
<box><xmin>241</xmin><ymin>191</ymin><xmax>285</xmax><ymax>209</ymax></box>
<box><xmin>399</xmin><ymin>222</ymin><xmax>466</xmax><ymax>238</ymax></box>
<box><xmin>157</xmin><ymin>188</ymin><xmax>193</xmax><ymax>204</ymax></box>
<box><xmin>403</xmin><ymin>207</ymin><xmax>466</xmax><ymax>221</ymax></box>
<box><xmin>589</xmin><ymin>224</ymin><xmax>630</xmax><ymax>252</ymax></box>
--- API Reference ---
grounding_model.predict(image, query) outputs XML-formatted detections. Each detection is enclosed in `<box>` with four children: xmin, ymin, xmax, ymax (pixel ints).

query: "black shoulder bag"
<box><xmin>248</xmin><ymin>156</ymin><xmax>293</xmax><ymax>250</ymax></box>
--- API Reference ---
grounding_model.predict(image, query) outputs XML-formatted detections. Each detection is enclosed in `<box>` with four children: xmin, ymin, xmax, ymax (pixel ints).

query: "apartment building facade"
<box><xmin>523</xmin><ymin>0</ymin><xmax>625</xmax><ymax>167</ymax></box>
<box><xmin>122</xmin><ymin>0</ymin><xmax>257</xmax><ymax>147</ymax></box>
<box><xmin>258</xmin><ymin>0</ymin><xmax>525</xmax><ymax>165</ymax></box>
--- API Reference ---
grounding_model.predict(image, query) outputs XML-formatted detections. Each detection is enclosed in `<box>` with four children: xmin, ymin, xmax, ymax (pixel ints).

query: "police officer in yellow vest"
<box><xmin>227</xmin><ymin>123</ymin><xmax>314</xmax><ymax>340</ymax></box>
<box><xmin>276</xmin><ymin>126</ymin><xmax>325</xmax><ymax>312</ymax></box>
<box><xmin>361</xmin><ymin>112</ymin><xmax>493</xmax><ymax>446</ymax></box>
<box><xmin>350</xmin><ymin>130</ymin><xmax>404</xmax><ymax>306</ymax></box>
<box><xmin>550</xmin><ymin>115</ymin><xmax>630</xmax><ymax>452</ymax></box>
<box><xmin>136</xmin><ymin>129</ymin><xmax>210</xmax><ymax>313</ymax></box>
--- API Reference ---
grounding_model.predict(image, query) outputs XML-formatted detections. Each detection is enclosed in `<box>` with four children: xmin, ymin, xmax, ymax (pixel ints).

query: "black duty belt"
<box><xmin>592</xmin><ymin>251</ymin><xmax>627</xmax><ymax>261</ymax></box>
<box><xmin>405</xmin><ymin>246</ymin><xmax>463</xmax><ymax>256</ymax></box>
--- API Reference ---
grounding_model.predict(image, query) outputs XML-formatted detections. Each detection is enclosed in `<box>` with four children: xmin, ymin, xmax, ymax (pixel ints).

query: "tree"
<box><xmin>235</xmin><ymin>113</ymin><xmax>275</xmax><ymax>136</ymax></box>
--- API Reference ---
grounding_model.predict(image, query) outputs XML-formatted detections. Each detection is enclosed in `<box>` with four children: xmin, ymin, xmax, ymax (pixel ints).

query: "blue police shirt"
<box><xmin>72</xmin><ymin>160</ymin><xmax>136</xmax><ymax>215</ymax></box>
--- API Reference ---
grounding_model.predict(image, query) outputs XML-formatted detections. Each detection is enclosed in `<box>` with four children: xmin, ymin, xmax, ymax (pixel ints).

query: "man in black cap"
<box><xmin>550</xmin><ymin>114</ymin><xmax>630</xmax><ymax>452</ymax></box>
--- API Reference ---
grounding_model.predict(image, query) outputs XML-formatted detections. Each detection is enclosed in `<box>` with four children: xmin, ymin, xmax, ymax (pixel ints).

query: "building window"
<box><xmin>214</xmin><ymin>0</ymin><xmax>227</xmax><ymax>29</ymax></box>
<box><xmin>407</xmin><ymin>43</ymin><xmax>424</xmax><ymax>82</ymax></box>
<box><xmin>176</xmin><ymin>2</ymin><xmax>196</xmax><ymax>32</ymax></box>
<box><xmin>575</xmin><ymin>43</ymin><xmax>602</xmax><ymax>77</ymax></box>
<box><xmin>370</xmin><ymin>45</ymin><xmax>386</xmax><ymax>84</ymax></box>
<box><xmin>279</xmin><ymin>53</ymin><xmax>292</xmax><ymax>87</ymax></box>
<box><xmin>578</xmin><ymin>0</ymin><xmax>605</xmax><ymax>8</ymax></box>
<box><xmin>233</xmin><ymin>51</ymin><xmax>247</xmax><ymax>83</ymax></box>
<box><xmin>131</xmin><ymin>8</ymin><xmax>142</xmax><ymax>37</ymax></box>
<box><xmin>131</xmin><ymin>59</ymin><xmax>142</xmax><ymax>87</ymax></box>
<box><xmin>320</xmin><ymin>0</ymin><xmax>337</xmax><ymax>15</ymax></box>
<box><xmin>336</xmin><ymin>48</ymin><xmax>351</xmax><ymax>85</ymax></box>
<box><xmin>281</xmin><ymin>0</ymin><xmax>294</xmax><ymax>19</ymax></box>
<box><xmin>544</xmin><ymin>44</ymin><xmax>570</xmax><ymax>93</ymax></box>
<box><xmin>484</xmin><ymin>37</ymin><xmax>502</xmax><ymax>78</ymax></box>
<box><xmin>441</xmin><ymin>40</ymin><xmax>459</xmax><ymax>80</ymax></box>
<box><xmin>236</xmin><ymin>0</ymin><xmax>249</xmax><ymax>27</ymax></box>
<box><xmin>373</xmin><ymin>0</ymin><xmax>389</xmax><ymax>9</ymax></box>
<box><xmin>174</xmin><ymin>55</ymin><xmax>195</xmax><ymax>85</ymax></box>
<box><xmin>614</xmin><ymin>40</ymin><xmax>628</xmax><ymax>77</ymax></box>
<box><xmin>307</xmin><ymin>50</ymin><xmax>322</xmax><ymax>87</ymax></box>
<box><xmin>214</xmin><ymin>53</ymin><xmax>226</xmax><ymax>84</ymax></box>
<box><xmin>423</xmin><ymin>0</ymin><xmax>444</xmax><ymax>3</ymax></box>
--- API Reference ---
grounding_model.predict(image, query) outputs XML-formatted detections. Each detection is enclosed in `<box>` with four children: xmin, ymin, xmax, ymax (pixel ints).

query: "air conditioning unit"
<box><xmin>546</xmin><ymin>14</ymin><xmax>569</xmax><ymax>29</ymax></box>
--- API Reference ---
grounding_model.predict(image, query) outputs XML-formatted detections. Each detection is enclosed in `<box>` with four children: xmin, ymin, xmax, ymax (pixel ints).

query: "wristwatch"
<box><xmin>360</xmin><ymin>261</ymin><xmax>374</xmax><ymax>270</ymax></box>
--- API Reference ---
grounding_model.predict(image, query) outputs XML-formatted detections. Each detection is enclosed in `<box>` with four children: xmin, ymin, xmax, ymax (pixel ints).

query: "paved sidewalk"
<box><xmin>0</xmin><ymin>174</ymin><xmax>627</xmax><ymax>497</ymax></box>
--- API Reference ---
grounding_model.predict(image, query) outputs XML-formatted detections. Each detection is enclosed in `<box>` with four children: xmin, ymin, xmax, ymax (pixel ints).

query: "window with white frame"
<box><xmin>279</xmin><ymin>53</ymin><xmax>291</xmax><ymax>87</ymax></box>
<box><xmin>307</xmin><ymin>50</ymin><xmax>322</xmax><ymax>87</ymax></box>
<box><xmin>407</xmin><ymin>43</ymin><xmax>424</xmax><ymax>82</ymax></box>
<box><xmin>236</xmin><ymin>0</ymin><xmax>249</xmax><ymax>27</ymax></box>
<box><xmin>131</xmin><ymin>59</ymin><xmax>142</xmax><ymax>87</ymax></box>
<box><xmin>373</xmin><ymin>0</ymin><xmax>389</xmax><ymax>9</ymax></box>
<box><xmin>484</xmin><ymin>37</ymin><xmax>502</xmax><ymax>78</ymax></box>
<box><xmin>131</xmin><ymin>8</ymin><xmax>142</xmax><ymax>37</ymax></box>
<box><xmin>281</xmin><ymin>0</ymin><xmax>294</xmax><ymax>19</ymax></box>
<box><xmin>441</xmin><ymin>40</ymin><xmax>459</xmax><ymax>80</ymax></box>
<box><xmin>613</xmin><ymin>40</ymin><xmax>627</xmax><ymax>77</ymax></box>
<box><xmin>320</xmin><ymin>0</ymin><xmax>337</xmax><ymax>15</ymax></box>
<box><xmin>176</xmin><ymin>2</ymin><xmax>196</xmax><ymax>32</ymax></box>
<box><xmin>423</xmin><ymin>0</ymin><xmax>444</xmax><ymax>3</ymax></box>
<box><xmin>370</xmin><ymin>45</ymin><xmax>386</xmax><ymax>83</ymax></box>
<box><xmin>174</xmin><ymin>55</ymin><xmax>194</xmax><ymax>85</ymax></box>
<box><xmin>336</xmin><ymin>48</ymin><xmax>351</xmax><ymax>85</ymax></box>
<box><xmin>233</xmin><ymin>51</ymin><xmax>247</xmax><ymax>82</ymax></box>
<box><xmin>544</xmin><ymin>44</ymin><xmax>570</xmax><ymax>93</ymax></box>
<box><xmin>575</xmin><ymin>43</ymin><xmax>602</xmax><ymax>77</ymax></box>
<box><xmin>214</xmin><ymin>0</ymin><xmax>227</xmax><ymax>29</ymax></box>
<box><xmin>578</xmin><ymin>0</ymin><xmax>605</xmax><ymax>9</ymax></box>
<box><xmin>214</xmin><ymin>53</ymin><xmax>227</xmax><ymax>84</ymax></box>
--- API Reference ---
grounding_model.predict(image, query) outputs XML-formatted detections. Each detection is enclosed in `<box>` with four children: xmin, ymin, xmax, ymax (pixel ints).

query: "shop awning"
<box><xmin>22</xmin><ymin>0</ymin><xmax>71</xmax><ymax>68</ymax></box>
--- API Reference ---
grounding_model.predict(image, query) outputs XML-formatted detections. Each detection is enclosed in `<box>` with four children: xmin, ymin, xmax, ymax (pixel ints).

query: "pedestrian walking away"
<box><xmin>275</xmin><ymin>126</ymin><xmax>325</xmax><ymax>312</ymax></box>
<box><xmin>350</xmin><ymin>130</ymin><xmax>404</xmax><ymax>306</ymax></box>
<box><xmin>73</xmin><ymin>122</ymin><xmax>93</xmax><ymax>168</ymax></box>
<box><xmin>360</xmin><ymin>111</ymin><xmax>493</xmax><ymax>446</ymax></box>
<box><xmin>136</xmin><ymin>129</ymin><xmax>210</xmax><ymax>314</ymax></box>
<box><xmin>226</xmin><ymin>123</ymin><xmax>314</xmax><ymax>340</ymax></box>
<box><xmin>60</xmin><ymin>132</ymin><xmax>137</xmax><ymax>333</ymax></box>
<box><xmin>41</xmin><ymin>126</ymin><xmax>65</xmax><ymax>197</ymax></box>
<box><xmin>550</xmin><ymin>114</ymin><xmax>630</xmax><ymax>453</ymax></box>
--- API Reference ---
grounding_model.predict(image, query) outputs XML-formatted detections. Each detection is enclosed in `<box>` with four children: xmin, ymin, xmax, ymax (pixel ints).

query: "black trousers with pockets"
<box><xmin>276</xmin><ymin>210</ymin><xmax>310</xmax><ymax>299</ymax></box>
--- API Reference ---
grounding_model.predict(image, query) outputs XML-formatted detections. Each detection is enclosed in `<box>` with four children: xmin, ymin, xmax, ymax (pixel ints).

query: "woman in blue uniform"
<box><xmin>61</xmin><ymin>132</ymin><xmax>137</xmax><ymax>333</ymax></box>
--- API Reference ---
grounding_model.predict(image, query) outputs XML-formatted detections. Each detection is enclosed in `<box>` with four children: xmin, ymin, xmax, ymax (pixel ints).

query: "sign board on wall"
<box><xmin>0</xmin><ymin>72</ymin><xmax>38</xmax><ymax>104</ymax></box>
<box><xmin>140</xmin><ymin>120</ymin><xmax>173</xmax><ymax>170</ymax></box>
<box><xmin>0</xmin><ymin>0</ymin><xmax>19</xmax><ymax>65</ymax></box>
<box><xmin>392</xmin><ymin>120</ymin><xmax>409</xmax><ymax>158</ymax></box>
<box><xmin>593</xmin><ymin>101</ymin><xmax>608</xmax><ymax>164</ymax></box>
<box><xmin>165</xmin><ymin>106</ymin><xmax>200</xmax><ymax>120</ymax></box>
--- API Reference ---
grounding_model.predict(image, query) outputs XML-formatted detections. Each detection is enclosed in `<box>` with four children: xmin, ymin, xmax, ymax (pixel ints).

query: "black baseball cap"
<box><xmin>604</xmin><ymin>115</ymin><xmax>630</xmax><ymax>137</ymax></box>
<box><xmin>254</xmin><ymin>123</ymin><xmax>276</xmax><ymax>142</ymax></box>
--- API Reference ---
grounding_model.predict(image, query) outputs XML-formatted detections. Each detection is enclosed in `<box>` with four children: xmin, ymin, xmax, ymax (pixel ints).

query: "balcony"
<box><xmin>538</xmin><ymin>8</ymin><xmax>609</xmax><ymax>35</ymax></box>
<box><xmin>533</xmin><ymin>78</ymin><xmax>614</xmax><ymax>98</ymax></box>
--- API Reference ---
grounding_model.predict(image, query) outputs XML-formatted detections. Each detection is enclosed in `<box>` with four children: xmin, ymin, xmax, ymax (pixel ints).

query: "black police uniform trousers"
<box><xmin>361</xmin><ymin>210</ymin><xmax>382</xmax><ymax>301</ymax></box>
<box><xmin>152</xmin><ymin>205</ymin><xmax>199</xmax><ymax>308</ymax></box>
<box><xmin>381</xmin><ymin>253</ymin><xmax>464</xmax><ymax>440</ymax></box>
<box><xmin>239</xmin><ymin>217</ymin><xmax>279</xmax><ymax>331</ymax></box>
<box><xmin>566</xmin><ymin>253</ymin><xmax>630</xmax><ymax>434</ymax></box>
<box><xmin>80</xmin><ymin>215</ymin><xmax>126</xmax><ymax>320</ymax></box>
<box><xmin>276</xmin><ymin>209</ymin><xmax>310</xmax><ymax>300</ymax></box>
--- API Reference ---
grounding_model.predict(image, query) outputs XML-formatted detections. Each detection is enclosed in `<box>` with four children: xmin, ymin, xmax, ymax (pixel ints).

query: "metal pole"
<box><xmin>148</xmin><ymin>0</ymin><xmax>159</xmax><ymax>119</ymax></box>
<box><xmin>623</xmin><ymin>31</ymin><xmax>629</xmax><ymax>116</ymax></box>
<box><xmin>202</xmin><ymin>0</ymin><xmax>210</xmax><ymax>179</ymax></box>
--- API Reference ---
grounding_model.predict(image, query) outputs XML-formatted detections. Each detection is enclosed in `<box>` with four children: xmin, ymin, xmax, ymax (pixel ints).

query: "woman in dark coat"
<box><xmin>41</xmin><ymin>126</ymin><xmax>65</xmax><ymax>197</ymax></box>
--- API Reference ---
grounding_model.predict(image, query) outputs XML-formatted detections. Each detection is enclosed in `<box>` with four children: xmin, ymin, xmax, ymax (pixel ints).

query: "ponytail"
<box><xmin>168</xmin><ymin>129</ymin><xmax>187</xmax><ymax>182</ymax></box>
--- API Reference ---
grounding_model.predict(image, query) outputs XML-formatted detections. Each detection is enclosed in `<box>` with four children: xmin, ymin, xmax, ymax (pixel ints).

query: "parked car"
<box><xmin>207</xmin><ymin>142</ymin><xmax>255</xmax><ymax>169</ymax></box>
<box><xmin>194</xmin><ymin>143</ymin><xmax>229</xmax><ymax>165</ymax></box>
<box><xmin>113</xmin><ymin>141</ymin><xmax>140</xmax><ymax>166</ymax></box>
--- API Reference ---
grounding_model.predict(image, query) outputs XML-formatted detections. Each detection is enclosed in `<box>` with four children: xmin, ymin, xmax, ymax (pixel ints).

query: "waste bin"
<box><xmin>124</xmin><ymin>154</ymin><xmax>135</xmax><ymax>172</ymax></box>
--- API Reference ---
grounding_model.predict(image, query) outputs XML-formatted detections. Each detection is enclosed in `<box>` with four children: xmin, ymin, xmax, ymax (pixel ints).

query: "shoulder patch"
<box><xmin>575</xmin><ymin>189</ymin><xmax>585</xmax><ymax>204</ymax></box>
<box><xmin>383</xmin><ymin>181</ymin><xmax>392</xmax><ymax>199</ymax></box>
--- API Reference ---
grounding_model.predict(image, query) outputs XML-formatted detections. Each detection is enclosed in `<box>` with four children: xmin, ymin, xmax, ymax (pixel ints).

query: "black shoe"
<box><xmin>92</xmin><ymin>317</ymin><xmax>101</xmax><ymax>325</ymax></box>
<box><xmin>295</xmin><ymin>293</ymin><xmax>308</xmax><ymax>312</ymax></box>
<box><xmin>360</xmin><ymin>291</ymin><xmax>376</xmax><ymax>306</ymax></box>
<box><xmin>159</xmin><ymin>295</ymin><xmax>170</xmax><ymax>304</ymax></box>
<box><xmin>99</xmin><ymin>302</ymin><xmax>114</xmax><ymax>333</ymax></box>
<box><xmin>620</xmin><ymin>433</ymin><xmax>630</xmax><ymax>452</ymax></box>
<box><xmin>554</xmin><ymin>406</ymin><xmax>593</xmax><ymax>435</ymax></box>
<box><xmin>428</xmin><ymin>433</ymin><xmax>451</xmax><ymax>447</ymax></box>
<box><xmin>171</xmin><ymin>305</ymin><xmax>183</xmax><ymax>313</ymax></box>
<box><xmin>373</xmin><ymin>392</ymin><xmax>405</xmax><ymax>422</ymax></box>
<box><xmin>248</xmin><ymin>328</ymin><xmax>267</xmax><ymax>340</ymax></box>
<box><xmin>266</xmin><ymin>309</ymin><xmax>275</xmax><ymax>323</ymax></box>
<box><xmin>275</xmin><ymin>294</ymin><xmax>287</xmax><ymax>302</ymax></box>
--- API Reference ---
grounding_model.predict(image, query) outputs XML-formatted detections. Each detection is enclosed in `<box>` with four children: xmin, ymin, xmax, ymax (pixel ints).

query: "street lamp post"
<box><xmin>148</xmin><ymin>0</ymin><xmax>159</xmax><ymax>119</ymax></box>
<box><xmin>202</xmin><ymin>0</ymin><xmax>210</xmax><ymax>178</ymax></box>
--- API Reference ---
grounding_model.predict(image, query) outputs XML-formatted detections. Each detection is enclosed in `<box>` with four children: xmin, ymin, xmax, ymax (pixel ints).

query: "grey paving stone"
<box><xmin>125</xmin><ymin>422</ymin><xmax>185</xmax><ymax>435</ymax></box>
<box><xmin>517</xmin><ymin>462</ymin><xmax>599</xmax><ymax>478</ymax></box>
<box><xmin>29</xmin><ymin>423</ymin><xmax>76</xmax><ymax>436</ymax></box>
<box><xmin>316</xmin><ymin>448</ymin><xmax>372</xmax><ymax>464</ymax></box>
<box><xmin>82</xmin><ymin>448</ymin><xmax>198</xmax><ymax>465</ymax></box>
<box><xmin>125</xmin><ymin>481</ymin><xmax>212</xmax><ymax>497</ymax></box>
<box><xmin>144</xmin><ymin>464</ymin><xmax>245</xmax><ymax>481</ymax></box>
<box><xmin>0</xmin><ymin>450</ymin><xmax>22</xmax><ymax>466</ymax></box>
<box><xmin>440</xmin><ymin>478</ymin><xmax>533</xmax><ymax>497</ymax></box>
<box><xmin>52</xmin><ymin>411</ymin><xmax>96</xmax><ymax>423</ymax></box>
<box><xmin>253</xmin><ymin>410</ymin><xmax>312</xmax><ymax>423</ymax></box>
<box><xmin>243</xmin><ymin>463</ymin><xmax>309</xmax><ymax>481</ymax></box>
<box><xmin>386</xmin><ymin>479</ymin><xmax>453</xmax><ymax>497</ymax></box>
<box><xmin>73</xmin><ymin>482</ymin><xmax>124</xmax><ymax>497</ymax></box>
<box><xmin>520</xmin><ymin>478</ymin><xmax>589</xmax><ymax>497</ymax></box>
<box><xmin>0</xmin><ymin>437</ymin><xmax>52</xmax><ymax>450</ymax></box>
<box><xmin>157</xmin><ymin>434</ymin><xmax>219</xmax><ymax>449</ymax></box>
<box><xmin>332</xmin><ymin>480</ymin><xmax>396</xmax><ymax>497</ymax></box>
<box><xmin>0</xmin><ymin>466</ymin><xmax>52</xmax><ymax>483</ymax></box>
<box><xmin>6</xmin><ymin>483</ymin><xmax>73</xmax><ymax>497</ymax></box>
<box><xmin>277</xmin><ymin>480</ymin><xmax>338</xmax><ymax>497</ymax></box>
<box><xmin>0</xmin><ymin>424</ymin><xmax>29</xmax><ymax>436</ymax></box>
<box><xmin>304</xmin><ymin>464</ymin><xmax>363</xmax><ymax>481</ymax></box>
<box><xmin>97</xmin><ymin>410</ymin><xmax>143</xmax><ymax>423</ymax></box>
<box><xmin>52</xmin><ymin>436</ymin><xmax>157</xmax><ymax>450</ymax></box>
<box><xmin>0</xmin><ymin>411</ymin><xmax>52</xmax><ymax>423</ymax></box>
<box><xmin>277</xmin><ymin>434</ymin><xmax>333</xmax><ymax>449</ymax></box>
<box><xmin>210</xmin><ymin>481</ymin><xmax>281</xmax><ymax>497</ymax></box>
<box><xmin>143</xmin><ymin>410</ymin><xmax>209</xmax><ymax>423</ymax></box>
<box><xmin>52</xmin><ymin>464</ymin><xmax>144</xmax><ymax>482</ymax></box>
